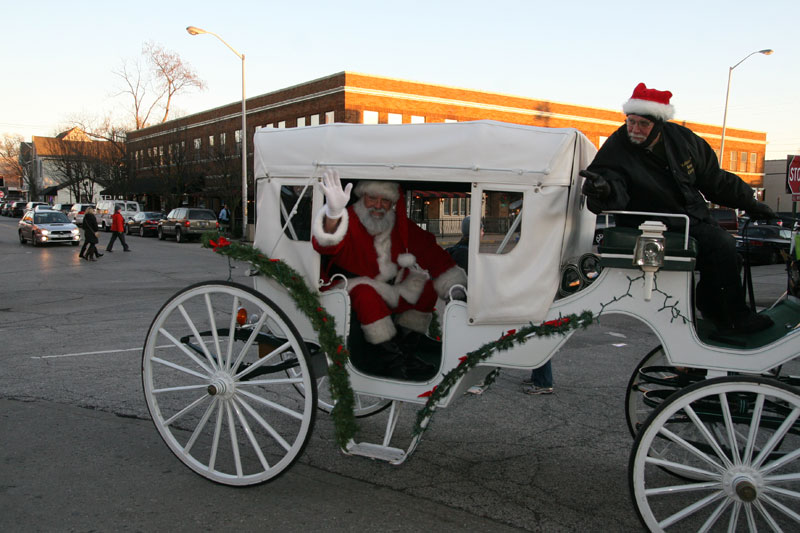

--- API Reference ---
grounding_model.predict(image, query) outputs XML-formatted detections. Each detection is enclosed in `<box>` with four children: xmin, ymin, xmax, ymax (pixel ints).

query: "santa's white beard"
<box><xmin>354</xmin><ymin>199</ymin><xmax>396</xmax><ymax>235</ymax></box>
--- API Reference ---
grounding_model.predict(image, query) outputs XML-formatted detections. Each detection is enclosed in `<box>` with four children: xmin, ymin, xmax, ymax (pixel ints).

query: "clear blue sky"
<box><xmin>2</xmin><ymin>0</ymin><xmax>798</xmax><ymax>160</ymax></box>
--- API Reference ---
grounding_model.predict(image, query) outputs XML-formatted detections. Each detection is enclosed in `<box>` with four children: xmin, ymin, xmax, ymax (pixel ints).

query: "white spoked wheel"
<box><xmin>142</xmin><ymin>281</ymin><xmax>317</xmax><ymax>486</ymax></box>
<box><xmin>625</xmin><ymin>346</ymin><xmax>706</xmax><ymax>438</ymax></box>
<box><xmin>629</xmin><ymin>376</ymin><xmax>800</xmax><ymax>532</ymax></box>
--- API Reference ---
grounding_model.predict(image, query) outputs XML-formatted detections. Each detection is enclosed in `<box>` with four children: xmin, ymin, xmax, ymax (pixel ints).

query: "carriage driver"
<box><xmin>312</xmin><ymin>169</ymin><xmax>467</xmax><ymax>379</ymax></box>
<box><xmin>580</xmin><ymin>82</ymin><xmax>776</xmax><ymax>334</ymax></box>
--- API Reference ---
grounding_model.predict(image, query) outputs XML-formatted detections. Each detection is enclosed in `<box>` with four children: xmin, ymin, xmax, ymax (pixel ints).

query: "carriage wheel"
<box><xmin>625</xmin><ymin>346</ymin><xmax>706</xmax><ymax>438</ymax></box>
<box><xmin>142</xmin><ymin>281</ymin><xmax>317</xmax><ymax>486</ymax></box>
<box><xmin>629</xmin><ymin>376</ymin><xmax>800</xmax><ymax>532</ymax></box>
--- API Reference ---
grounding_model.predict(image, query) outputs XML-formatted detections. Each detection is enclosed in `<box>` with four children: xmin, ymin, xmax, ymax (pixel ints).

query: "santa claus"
<box><xmin>312</xmin><ymin>169</ymin><xmax>467</xmax><ymax>379</ymax></box>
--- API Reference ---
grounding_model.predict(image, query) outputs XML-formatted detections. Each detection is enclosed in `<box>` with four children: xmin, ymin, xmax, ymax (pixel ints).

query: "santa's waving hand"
<box><xmin>321</xmin><ymin>169</ymin><xmax>353</xmax><ymax>219</ymax></box>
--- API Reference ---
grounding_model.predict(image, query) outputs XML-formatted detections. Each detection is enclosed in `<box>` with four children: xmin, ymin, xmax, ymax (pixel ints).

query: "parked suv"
<box><xmin>67</xmin><ymin>203</ymin><xmax>96</xmax><ymax>226</ymax></box>
<box><xmin>10</xmin><ymin>201</ymin><xmax>28</xmax><ymax>217</ymax></box>
<box><xmin>96</xmin><ymin>199</ymin><xmax>142</xmax><ymax>231</ymax></box>
<box><xmin>52</xmin><ymin>203</ymin><xmax>74</xmax><ymax>214</ymax></box>
<box><xmin>25</xmin><ymin>201</ymin><xmax>50</xmax><ymax>212</ymax></box>
<box><xmin>158</xmin><ymin>208</ymin><xmax>219</xmax><ymax>243</ymax></box>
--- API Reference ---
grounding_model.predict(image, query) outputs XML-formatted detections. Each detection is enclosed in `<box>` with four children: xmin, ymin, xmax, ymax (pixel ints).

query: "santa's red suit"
<box><xmin>311</xmin><ymin>186</ymin><xmax>466</xmax><ymax>345</ymax></box>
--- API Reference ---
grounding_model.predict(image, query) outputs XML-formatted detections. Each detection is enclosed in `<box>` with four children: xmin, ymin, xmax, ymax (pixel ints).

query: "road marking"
<box><xmin>33</xmin><ymin>344</ymin><xmax>166</xmax><ymax>360</ymax></box>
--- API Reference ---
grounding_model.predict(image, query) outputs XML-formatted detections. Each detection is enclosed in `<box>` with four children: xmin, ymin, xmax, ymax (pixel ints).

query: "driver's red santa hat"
<box><xmin>622</xmin><ymin>82</ymin><xmax>675</xmax><ymax>122</ymax></box>
<box><xmin>353</xmin><ymin>180</ymin><xmax>400</xmax><ymax>202</ymax></box>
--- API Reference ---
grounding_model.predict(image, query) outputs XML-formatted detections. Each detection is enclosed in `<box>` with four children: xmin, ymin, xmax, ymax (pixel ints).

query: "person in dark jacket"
<box><xmin>580</xmin><ymin>82</ymin><xmax>775</xmax><ymax>334</ymax></box>
<box><xmin>82</xmin><ymin>207</ymin><xmax>103</xmax><ymax>261</ymax></box>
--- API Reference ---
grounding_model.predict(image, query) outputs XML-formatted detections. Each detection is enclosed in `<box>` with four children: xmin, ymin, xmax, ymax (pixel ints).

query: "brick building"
<box><xmin>126</xmin><ymin>71</ymin><xmax>768</xmax><ymax>228</ymax></box>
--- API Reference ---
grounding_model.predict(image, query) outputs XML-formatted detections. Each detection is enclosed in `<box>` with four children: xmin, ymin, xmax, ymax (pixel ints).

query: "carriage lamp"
<box><xmin>236</xmin><ymin>307</ymin><xmax>248</xmax><ymax>326</ymax></box>
<box><xmin>633</xmin><ymin>221</ymin><xmax>667</xmax><ymax>301</ymax></box>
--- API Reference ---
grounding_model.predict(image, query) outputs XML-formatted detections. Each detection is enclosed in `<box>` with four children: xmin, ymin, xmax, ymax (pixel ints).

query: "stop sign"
<box><xmin>0</xmin><ymin>191</ymin><xmax>4</xmax><ymax>199</ymax></box>
<box><xmin>788</xmin><ymin>155</ymin><xmax>800</xmax><ymax>200</ymax></box>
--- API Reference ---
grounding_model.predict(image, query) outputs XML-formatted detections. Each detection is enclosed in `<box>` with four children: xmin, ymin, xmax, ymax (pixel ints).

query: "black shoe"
<box><xmin>78</xmin><ymin>253</ymin><xmax>85</xmax><ymax>259</ymax></box>
<box><xmin>123</xmin><ymin>248</ymin><xmax>131</xmax><ymax>252</ymax></box>
<box><xmin>727</xmin><ymin>312</ymin><xmax>773</xmax><ymax>334</ymax></box>
<box><xmin>398</xmin><ymin>329</ymin><xmax>442</xmax><ymax>354</ymax></box>
<box><xmin>374</xmin><ymin>341</ymin><xmax>409</xmax><ymax>380</ymax></box>
<box><xmin>95</xmin><ymin>253</ymin><xmax>103</xmax><ymax>258</ymax></box>
<box><xmin>404</xmin><ymin>353</ymin><xmax>436</xmax><ymax>380</ymax></box>
<box><xmin>106</xmin><ymin>249</ymin><xmax>113</xmax><ymax>253</ymax></box>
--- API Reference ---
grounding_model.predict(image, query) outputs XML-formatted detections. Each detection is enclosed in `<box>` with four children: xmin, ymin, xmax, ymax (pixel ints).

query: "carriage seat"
<box><xmin>598</xmin><ymin>226</ymin><xmax>698</xmax><ymax>271</ymax></box>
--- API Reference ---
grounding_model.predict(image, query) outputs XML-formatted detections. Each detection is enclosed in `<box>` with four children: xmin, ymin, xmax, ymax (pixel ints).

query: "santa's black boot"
<box><xmin>372</xmin><ymin>340</ymin><xmax>408</xmax><ymax>380</ymax></box>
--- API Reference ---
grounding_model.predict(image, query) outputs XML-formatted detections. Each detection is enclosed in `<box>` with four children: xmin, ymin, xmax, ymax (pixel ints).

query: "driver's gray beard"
<box><xmin>354</xmin><ymin>199</ymin><xmax>396</xmax><ymax>235</ymax></box>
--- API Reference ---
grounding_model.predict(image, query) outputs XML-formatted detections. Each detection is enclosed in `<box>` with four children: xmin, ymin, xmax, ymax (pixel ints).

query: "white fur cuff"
<box><xmin>361</xmin><ymin>316</ymin><xmax>396</xmax><ymax>344</ymax></box>
<box><xmin>433</xmin><ymin>266</ymin><xmax>468</xmax><ymax>299</ymax></box>
<box><xmin>395</xmin><ymin>310</ymin><xmax>431</xmax><ymax>334</ymax></box>
<box><xmin>312</xmin><ymin>207</ymin><xmax>349</xmax><ymax>247</ymax></box>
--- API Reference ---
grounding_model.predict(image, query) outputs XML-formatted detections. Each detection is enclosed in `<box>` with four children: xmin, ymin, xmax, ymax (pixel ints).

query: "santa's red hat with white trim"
<box><xmin>622</xmin><ymin>82</ymin><xmax>675</xmax><ymax>122</ymax></box>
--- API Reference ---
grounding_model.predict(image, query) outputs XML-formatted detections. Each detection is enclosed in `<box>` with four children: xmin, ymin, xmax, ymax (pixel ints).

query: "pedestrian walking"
<box><xmin>106</xmin><ymin>205</ymin><xmax>131</xmax><ymax>252</ymax></box>
<box><xmin>218</xmin><ymin>204</ymin><xmax>231</xmax><ymax>234</ymax></box>
<box><xmin>82</xmin><ymin>207</ymin><xmax>103</xmax><ymax>261</ymax></box>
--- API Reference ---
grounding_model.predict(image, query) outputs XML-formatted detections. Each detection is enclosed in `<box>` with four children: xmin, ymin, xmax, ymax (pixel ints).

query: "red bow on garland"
<box><xmin>209</xmin><ymin>236</ymin><xmax>232</xmax><ymax>251</ymax></box>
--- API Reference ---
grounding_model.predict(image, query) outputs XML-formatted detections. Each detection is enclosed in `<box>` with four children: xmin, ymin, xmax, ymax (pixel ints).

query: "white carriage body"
<box><xmin>251</xmin><ymin>120</ymin><xmax>800</xmax><ymax>406</ymax></box>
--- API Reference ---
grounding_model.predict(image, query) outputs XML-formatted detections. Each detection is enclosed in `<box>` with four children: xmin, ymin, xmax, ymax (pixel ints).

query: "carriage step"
<box><xmin>345</xmin><ymin>440</ymin><xmax>406</xmax><ymax>464</ymax></box>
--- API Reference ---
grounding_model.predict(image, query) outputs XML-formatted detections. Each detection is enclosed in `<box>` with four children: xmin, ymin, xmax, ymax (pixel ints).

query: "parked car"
<box><xmin>158</xmin><ymin>208</ymin><xmax>219</xmax><ymax>243</ymax></box>
<box><xmin>95</xmin><ymin>199</ymin><xmax>142</xmax><ymax>231</ymax></box>
<box><xmin>127</xmin><ymin>211</ymin><xmax>165</xmax><ymax>237</ymax></box>
<box><xmin>18</xmin><ymin>209</ymin><xmax>81</xmax><ymax>247</ymax></box>
<box><xmin>52</xmin><ymin>203</ymin><xmax>74</xmax><ymax>214</ymax></box>
<box><xmin>10</xmin><ymin>201</ymin><xmax>28</xmax><ymax>217</ymax></box>
<box><xmin>67</xmin><ymin>203</ymin><xmax>95</xmax><ymax>226</ymax></box>
<box><xmin>24</xmin><ymin>201</ymin><xmax>50</xmax><ymax>212</ymax></box>
<box><xmin>0</xmin><ymin>201</ymin><xmax>9</xmax><ymax>216</ymax></box>
<box><xmin>709</xmin><ymin>208</ymin><xmax>738</xmax><ymax>233</ymax></box>
<box><xmin>593</xmin><ymin>213</ymin><xmax>615</xmax><ymax>246</ymax></box>
<box><xmin>735</xmin><ymin>224</ymin><xmax>792</xmax><ymax>265</ymax></box>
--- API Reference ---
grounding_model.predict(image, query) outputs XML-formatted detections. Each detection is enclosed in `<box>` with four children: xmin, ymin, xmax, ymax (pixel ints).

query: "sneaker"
<box><xmin>522</xmin><ymin>384</ymin><xmax>553</xmax><ymax>395</ymax></box>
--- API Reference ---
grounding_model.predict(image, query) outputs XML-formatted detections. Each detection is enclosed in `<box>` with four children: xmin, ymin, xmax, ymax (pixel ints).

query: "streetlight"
<box><xmin>719</xmin><ymin>48</ymin><xmax>773</xmax><ymax>168</ymax></box>
<box><xmin>186</xmin><ymin>25</ymin><xmax>248</xmax><ymax>239</ymax></box>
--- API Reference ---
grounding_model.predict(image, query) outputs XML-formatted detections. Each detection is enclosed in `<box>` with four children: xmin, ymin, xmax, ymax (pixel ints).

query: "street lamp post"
<box><xmin>186</xmin><ymin>26</ymin><xmax>248</xmax><ymax>239</ymax></box>
<box><xmin>719</xmin><ymin>48</ymin><xmax>773</xmax><ymax>168</ymax></box>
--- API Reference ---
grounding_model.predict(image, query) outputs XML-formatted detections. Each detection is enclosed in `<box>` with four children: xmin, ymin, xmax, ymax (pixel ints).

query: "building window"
<box><xmin>750</xmin><ymin>152</ymin><xmax>757</xmax><ymax>173</ymax></box>
<box><xmin>363</xmin><ymin>110</ymin><xmax>379</xmax><ymax>124</ymax></box>
<box><xmin>443</xmin><ymin>198</ymin><xmax>451</xmax><ymax>216</ymax></box>
<box><xmin>310</xmin><ymin>114</ymin><xmax>320</xmax><ymax>126</ymax></box>
<box><xmin>325</xmin><ymin>111</ymin><xmax>335</xmax><ymax>124</ymax></box>
<box><xmin>297</xmin><ymin>117</ymin><xmax>306</xmax><ymax>127</ymax></box>
<box><xmin>729</xmin><ymin>151</ymin><xmax>737</xmax><ymax>171</ymax></box>
<box><xmin>278</xmin><ymin>121</ymin><xmax>286</xmax><ymax>129</ymax></box>
<box><xmin>388</xmin><ymin>113</ymin><xmax>402</xmax><ymax>124</ymax></box>
<box><xmin>220</xmin><ymin>132</ymin><xmax>226</xmax><ymax>145</ymax></box>
<box><xmin>444</xmin><ymin>118</ymin><xmax>458</xmax><ymax>123</ymax></box>
<box><xmin>194</xmin><ymin>138</ymin><xmax>201</xmax><ymax>150</ymax></box>
<box><xmin>209</xmin><ymin>135</ymin><xmax>215</xmax><ymax>147</ymax></box>
<box><xmin>741</xmin><ymin>152</ymin><xmax>748</xmax><ymax>171</ymax></box>
<box><xmin>410</xmin><ymin>115</ymin><xmax>425</xmax><ymax>124</ymax></box>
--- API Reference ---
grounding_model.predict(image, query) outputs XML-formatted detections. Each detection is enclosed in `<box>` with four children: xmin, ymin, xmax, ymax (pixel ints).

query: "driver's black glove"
<box><xmin>579</xmin><ymin>170</ymin><xmax>611</xmax><ymax>200</ymax></box>
<box><xmin>745</xmin><ymin>200</ymin><xmax>776</xmax><ymax>221</ymax></box>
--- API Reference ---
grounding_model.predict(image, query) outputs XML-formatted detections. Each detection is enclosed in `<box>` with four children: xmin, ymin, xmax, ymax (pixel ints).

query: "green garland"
<box><xmin>202</xmin><ymin>233</ymin><xmax>358</xmax><ymax>448</ymax></box>
<box><xmin>201</xmin><ymin>233</ymin><xmax>594</xmax><ymax>448</ymax></box>
<box><xmin>412</xmin><ymin>311</ymin><xmax>593</xmax><ymax>436</ymax></box>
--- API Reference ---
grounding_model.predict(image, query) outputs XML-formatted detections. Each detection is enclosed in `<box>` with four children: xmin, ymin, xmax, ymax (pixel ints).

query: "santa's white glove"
<box><xmin>321</xmin><ymin>169</ymin><xmax>352</xmax><ymax>220</ymax></box>
<box><xmin>397</xmin><ymin>264</ymin><xmax>430</xmax><ymax>304</ymax></box>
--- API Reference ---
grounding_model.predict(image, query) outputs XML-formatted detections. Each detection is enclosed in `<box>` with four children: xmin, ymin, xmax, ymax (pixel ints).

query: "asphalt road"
<box><xmin>0</xmin><ymin>215</ymin><xmax>790</xmax><ymax>532</ymax></box>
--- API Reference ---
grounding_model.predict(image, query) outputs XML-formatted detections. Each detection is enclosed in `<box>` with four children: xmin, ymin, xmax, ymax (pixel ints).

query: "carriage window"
<box><xmin>280</xmin><ymin>185</ymin><xmax>313</xmax><ymax>241</ymax></box>
<box><xmin>480</xmin><ymin>190</ymin><xmax>523</xmax><ymax>254</ymax></box>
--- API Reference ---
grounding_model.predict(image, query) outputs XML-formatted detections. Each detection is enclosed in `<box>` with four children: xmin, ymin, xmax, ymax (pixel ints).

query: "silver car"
<box><xmin>18</xmin><ymin>210</ymin><xmax>81</xmax><ymax>246</ymax></box>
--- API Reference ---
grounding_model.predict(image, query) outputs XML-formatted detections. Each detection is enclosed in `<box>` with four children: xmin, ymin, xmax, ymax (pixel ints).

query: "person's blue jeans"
<box><xmin>529</xmin><ymin>360</ymin><xmax>553</xmax><ymax>387</ymax></box>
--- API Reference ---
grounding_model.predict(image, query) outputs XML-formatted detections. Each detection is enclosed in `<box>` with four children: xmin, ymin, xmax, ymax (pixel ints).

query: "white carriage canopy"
<box><xmin>253</xmin><ymin>120</ymin><xmax>597</xmax><ymax>325</ymax></box>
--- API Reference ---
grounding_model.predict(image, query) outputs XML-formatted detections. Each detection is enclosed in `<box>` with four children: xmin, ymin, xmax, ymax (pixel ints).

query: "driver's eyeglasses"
<box><xmin>626</xmin><ymin>117</ymin><xmax>653</xmax><ymax>129</ymax></box>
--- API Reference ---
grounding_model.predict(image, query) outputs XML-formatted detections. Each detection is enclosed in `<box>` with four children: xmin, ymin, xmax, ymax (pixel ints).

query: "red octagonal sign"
<box><xmin>789</xmin><ymin>155</ymin><xmax>800</xmax><ymax>201</ymax></box>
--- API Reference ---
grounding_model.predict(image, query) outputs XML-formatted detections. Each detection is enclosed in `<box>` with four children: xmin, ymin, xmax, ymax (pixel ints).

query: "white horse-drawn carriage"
<box><xmin>142</xmin><ymin>120</ymin><xmax>800</xmax><ymax>531</ymax></box>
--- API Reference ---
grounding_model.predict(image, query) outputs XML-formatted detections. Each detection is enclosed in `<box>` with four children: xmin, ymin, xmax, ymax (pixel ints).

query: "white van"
<box><xmin>96</xmin><ymin>199</ymin><xmax>142</xmax><ymax>231</ymax></box>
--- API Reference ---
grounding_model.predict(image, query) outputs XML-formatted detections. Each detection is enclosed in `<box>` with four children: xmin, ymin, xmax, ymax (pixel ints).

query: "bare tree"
<box><xmin>0</xmin><ymin>133</ymin><xmax>32</xmax><ymax>196</ymax></box>
<box><xmin>114</xmin><ymin>41</ymin><xmax>206</xmax><ymax>130</ymax></box>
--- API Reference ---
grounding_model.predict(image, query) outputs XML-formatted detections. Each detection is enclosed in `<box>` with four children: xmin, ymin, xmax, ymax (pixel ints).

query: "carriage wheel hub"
<box><xmin>724</xmin><ymin>467</ymin><xmax>763</xmax><ymax>503</ymax></box>
<box><xmin>207</xmin><ymin>372</ymin><xmax>236</xmax><ymax>399</ymax></box>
